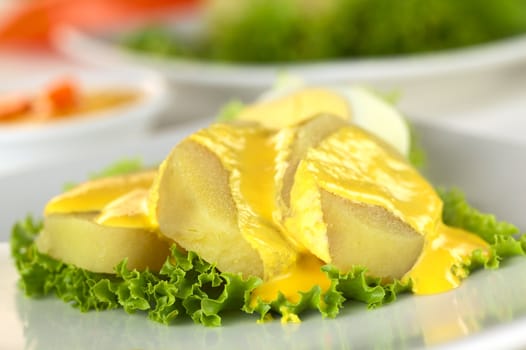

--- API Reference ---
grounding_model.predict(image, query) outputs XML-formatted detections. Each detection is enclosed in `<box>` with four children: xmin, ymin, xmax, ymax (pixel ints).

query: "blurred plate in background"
<box><xmin>55</xmin><ymin>26</ymin><xmax>526</xmax><ymax>86</ymax></box>
<box><xmin>0</xmin><ymin>66</ymin><xmax>168</xmax><ymax>175</ymax></box>
<box><xmin>54</xmin><ymin>26</ymin><xmax>526</xmax><ymax>124</ymax></box>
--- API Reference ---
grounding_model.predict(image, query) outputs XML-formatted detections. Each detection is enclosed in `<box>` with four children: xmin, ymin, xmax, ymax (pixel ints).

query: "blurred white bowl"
<box><xmin>54</xmin><ymin>26</ymin><xmax>526</xmax><ymax>124</ymax></box>
<box><xmin>0</xmin><ymin>66</ymin><xmax>168</xmax><ymax>175</ymax></box>
<box><xmin>55</xmin><ymin>25</ymin><xmax>526</xmax><ymax>85</ymax></box>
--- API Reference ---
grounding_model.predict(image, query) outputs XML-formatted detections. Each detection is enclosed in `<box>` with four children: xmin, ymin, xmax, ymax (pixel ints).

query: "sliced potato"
<box><xmin>45</xmin><ymin>170</ymin><xmax>156</xmax><ymax>215</ymax></box>
<box><xmin>276</xmin><ymin>114</ymin><xmax>349</xmax><ymax>215</ymax></box>
<box><xmin>321</xmin><ymin>190</ymin><xmax>424</xmax><ymax>278</ymax></box>
<box><xmin>37</xmin><ymin>213</ymin><xmax>171</xmax><ymax>273</ymax></box>
<box><xmin>236</xmin><ymin>88</ymin><xmax>351</xmax><ymax>129</ymax></box>
<box><xmin>156</xmin><ymin>139</ymin><xmax>263</xmax><ymax>278</ymax></box>
<box><xmin>285</xmin><ymin>126</ymin><xmax>441</xmax><ymax>278</ymax></box>
<box><xmin>95</xmin><ymin>189</ymin><xmax>153</xmax><ymax>229</ymax></box>
<box><xmin>156</xmin><ymin>124</ymin><xmax>297</xmax><ymax>280</ymax></box>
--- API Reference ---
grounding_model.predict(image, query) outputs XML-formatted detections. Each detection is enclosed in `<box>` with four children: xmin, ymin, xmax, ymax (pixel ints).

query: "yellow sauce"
<box><xmin>286</xmin><ymin>126</ymin><xmax>441</xmax><ymax>263</ymax></box>
<box><xmin>236</xmin><ymin>88</ymin><xmax>351</xmax><ymax>129</ymax></box>
<box><xmin>235</xmin><ymin>127</ymin><xmax>278</xmax><ymax>223</ymax></box>
<box><xmin>42</xmin><ymin>107</ymin><xmax>491</xmax><ymax>302</ymax></box>
<box><xmin>95</xmin><ymin>189</ymin><xmax>153</xmax><ymax>229</ymax></box>
<box><xmin>190</xmin><ymin>124</ymin><xmax>298</xmax><ymax>280</ymax></box>
<box><xmin>251</xmin><ymin>254</ymin><xmax>331</xmax><ymax>305</ymax></box>
<box><xmin>406</xmin><ymin>224</ymin><xmax>489</xmax><ymax>295</ymax></box>
<box><xmin>312</xmin><ymin>126</ymin><xmax>442</xmax><ymax>235</ymax></box>
<box><xmin>44</xmin><ymin>170</ymin><xmax>156</xmax><ymax>215</ymax></box>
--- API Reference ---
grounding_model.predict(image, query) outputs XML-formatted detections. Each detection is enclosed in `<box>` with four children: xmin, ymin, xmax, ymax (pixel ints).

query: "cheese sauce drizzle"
<box><xmin>191</xmin><ymin>124</ymin><xmax>298</xmax><ymax>281</ymax></box>
<box><xmin>42</xmin><ymin>90</ymin><xmax>491</xmax><ymax>303</ymax></box>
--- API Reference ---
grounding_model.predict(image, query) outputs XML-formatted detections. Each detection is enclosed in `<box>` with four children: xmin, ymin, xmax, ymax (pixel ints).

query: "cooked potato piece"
<box><xmin>277</xmin><ymin>114</ymin><xmax>349</xmax><ymax>214</ymax></box>
<box><xmin>236</xmin><ymin>88</ymin><xmax>351</xmax><ymax>129</ymax></box>
<box><xmin>155</xmin><ymin>124</ymin><xmax>298</xmax><ymax>280</ymax></box>
<box><xmin>156</xmin><ymin>139</ymin><xmax>264</xmax><ymax>278</ymax></box>
<box><xmin>321</xmin><ymin>190</ymin><xmax>424</xmax><ymax>278</ymax></box>
<box><xmin>95</xmin><ymin>189</ymin><xmax>154</xmax><ymax>229</ymax></box>
<box><xmin>155</xmin><ymin>116</ymin><xmax>435</xmax><ymax>280</ymax></box>
<box><xmin>45</xmin><ymin>170</ymin><xmax>156</xmax><ymax>215</ymax></box>
<box><xmin>285</xmin><ymin>126</ymin><xmax>441</xmax><ymax>278</ymax></box>
<box><xmin>36</xmin><ymin>213</ymin><xmax>171</xmax><ymax>273</ymax></box>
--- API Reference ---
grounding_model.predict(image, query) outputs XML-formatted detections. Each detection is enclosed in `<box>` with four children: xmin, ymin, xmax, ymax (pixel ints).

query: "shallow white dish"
<box><xmin>54</xmin><ymin>26</ymin><xmax>526</xmax><ymax>124</ymax></box>
<box><xmin>55</xmin><ymin>26</ymin><xmax>526</xmax><ymax>87</ymax></box>
<box><xmin>0</xmin><ymin>66</ymin><xmax>168</xmax><ymax>176</ymax></box>
<box><xmin>1</xmin><ymin>242</ymin><xmax>526</xmax><ymax>350</ymax></box>
<box><xmin>1</xmin><ymin>120</ymin><xmax>526</xmax><ymax>349</ymax></box>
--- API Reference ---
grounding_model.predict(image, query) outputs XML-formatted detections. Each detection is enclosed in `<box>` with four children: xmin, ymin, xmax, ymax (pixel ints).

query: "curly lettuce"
<box><xmin>62</xmin><ymin>158</ymin><xmax>145</xmax><ymax>191</ymax></box>
<box><xmin>8</xmin><ymin>142</ymin><xmax>526</xmax><ymax>326</ymax></box>
<box><xmin>10</xmin><ymin>216</ymin><xmax>412</xmax><ymax>325</ymax></box>
<box><xmin>123</xmin><ymin>0</ymin><xmax>526</xmax><ymax>63</ymax></box>
<box><xmin>11</xmin><ymin>219</ymin><xmax>260</xmax><ymax>327</ymax></box>
<box><xmin>439</xmin><ymin>188</ymin><xmax>526</xmax><ymax>267</ymax></box>
<box><xmin>10</xmin><ymin>186</ymin><xmax>525</xmax><ymax>325</ymax></box>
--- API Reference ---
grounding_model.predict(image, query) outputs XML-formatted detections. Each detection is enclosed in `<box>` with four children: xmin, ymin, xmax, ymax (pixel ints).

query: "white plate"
<box><xmin>2</xmin><ymin>242</ymin><xmax>526</xmax><ymax>350</ymax></box>
<box><xmin>1</xmin><ymin>121</ymin><xmax>526</xmax><ymax>349</ymax></box>
<box><xmin>54</xmin><ymin>26</ymin><xmax>526</xmax><ymax>125</ymax></box>
<box><xmin>0</xmin><ymin>66</ymin><xmax>168</xmax><ymax>176</ymax></box>
<box><xmin>55</xmin><ymin>26</ymin><xmax>526</xmax><ymax>87</ymax></box>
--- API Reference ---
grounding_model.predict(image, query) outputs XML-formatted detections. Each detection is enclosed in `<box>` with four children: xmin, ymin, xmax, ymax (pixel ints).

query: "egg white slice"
<box><xmin>337</xmin><ymin>86</ymin><xmax>410</xmax><ymax>157</ymax></box>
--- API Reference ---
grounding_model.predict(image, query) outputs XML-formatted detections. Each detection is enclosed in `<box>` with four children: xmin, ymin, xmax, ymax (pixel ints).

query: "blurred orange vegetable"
<box><xmin>0</xmin><ymin>76</ymin><xmax>141</xmax><ymax>125</ymax></box>
<box><xmin>44</xmin><ymin>78</ymin><xmax>79</xmax><ymax>112</ymax></box>
<box><xmin>0</xmin><ymin>96</ymin><xmax>32</xmax><ymax>121</ymax></box>
<box><xmin>0</xmin><ymin>77</ymin><xmax>80</xmax><ymax>122</ymax></box>
<box><xmin>0</xmin><ymin>0</ymin><xmax>202</xmax><ymax>47</ymax></box>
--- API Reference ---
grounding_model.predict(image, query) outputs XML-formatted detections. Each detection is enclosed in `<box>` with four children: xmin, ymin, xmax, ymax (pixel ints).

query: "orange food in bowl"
<box><xmin>45</xmin><ymin>78</ymin><xmax>79</xmax><ymax>112</ymax></box>
<box><xmin>0</xmin><ymin>77</ymin><xmax>142</xmax><ymax>126</ymax></box>
<box><xmin>0</xmin><ymin>95</ymin><xmax>32</xmax><ymax>121</ymax></box>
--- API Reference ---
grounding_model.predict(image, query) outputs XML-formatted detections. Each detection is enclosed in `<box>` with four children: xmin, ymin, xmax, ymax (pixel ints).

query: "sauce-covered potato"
<box><xmin>37</xmin><ymin>213</ymin><xmax>170</xmax><ymax>273</ymax></box>
<box><xmin>35</xmin><ymin>87</ymin><xmax>490</xmax><ymax>303</ymax></box>
<box><xmin>39</xmin><ymin>170</ymin><xmax>169</xmax><ymax>273</ymax></box>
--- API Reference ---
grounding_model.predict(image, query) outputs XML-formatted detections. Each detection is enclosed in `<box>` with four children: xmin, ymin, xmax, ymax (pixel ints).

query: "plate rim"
<box><xmin>0</xmin><ymin>66</ymin><xmax>168</xmax><ymax>143</ymax></box>
<box><xmin>54</xmin><ymin>25</ymin><xmax>526</xmax><ymax>87</ymax></box>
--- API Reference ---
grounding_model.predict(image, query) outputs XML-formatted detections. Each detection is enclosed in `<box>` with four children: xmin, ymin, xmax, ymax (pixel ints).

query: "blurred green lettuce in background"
<box><xmin>123</xmin><ymin>0</ymin><xmax>526</xmax><ymax>63</ymax></box>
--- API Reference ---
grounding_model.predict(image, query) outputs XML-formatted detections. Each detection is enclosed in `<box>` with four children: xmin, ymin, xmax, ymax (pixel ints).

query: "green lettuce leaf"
<box><xmin>439</xmin><ymin>188</ymin><xmax>520</xmax><ymax>244</ymax></box>
<box><xmin>10</xmin><ymin>186</ymin><xmax>526</xmax><ymax>326</ymax></box>
<box><xmin>89</xmin><ymin>158</ymin><xmax>144</xmax><ymax>180</ymax></box>
<box><xmin>407</xmin><ymin>122</ymin><xmax>426</xmax><ymax>168</ymax></box>
<box><xmin>62</xmin><ymin>158</ymin><xmax>145</xmax><ymax>191</ymax></box>
<box><xmin>122</xmin><ymin>0</ymin><xmax>526</xmax><ymax>63</ymax></box>
<box><xmin>245</xmin><ymin>264</ymin><xmax>411</xmax><ymax>323</ymax></box>
<box><xmin>439</xmin><ymin>188</ymin><xmax>525</xmax><ymax>272</ymax></box>
<box><xmin>10</xmin><ymin>218</ymin><xmax>260</xmax><ymax>326</ymax></box>
<box><xmin>215</xmin><ymin>100</ymin><xmax>245</xmax><ymax>122</ymax></box>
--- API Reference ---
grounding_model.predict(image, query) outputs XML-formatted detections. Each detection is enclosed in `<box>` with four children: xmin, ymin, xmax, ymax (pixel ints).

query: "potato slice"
<box><xmin>37</xmin><ymin>213</ymin><xmax>171</xmax><ymax>273</ymax></box>
<box><xmin>45</xmin><ymin>170</ymin><xmax>156</xmax><ymax>215</ymax></box>
<box><xmin>276</xmin><ymin>114</ymin><xmax>349</xmax><ymax>216</ymax></box>
<box><xmin>156</xmin><ymin>124</ymin><xmax>297</xmax><ymax>280</ymax></box>
<box><xmin>156</xmin><ymin>139</ymin><xmax>262</xmax><ymax>277</ymax></box>
<box><xmin>236</xmin><ymin>88</ymin><xmax>351</xmax><ymax>129</ymax></box>
<box><xmin>95</xmin><ymin>189</ymin><xmax>153</xmax><ymax>229</ymax></box>
<box><xmin>285</xmin><ymin>126</ymin><xmax>441</xmax><ymax>278</ymax></box>
<box><xmin>321</xmin><ymin>190</ymin><xmax>424</xmax><ymax>278</ymax></box>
